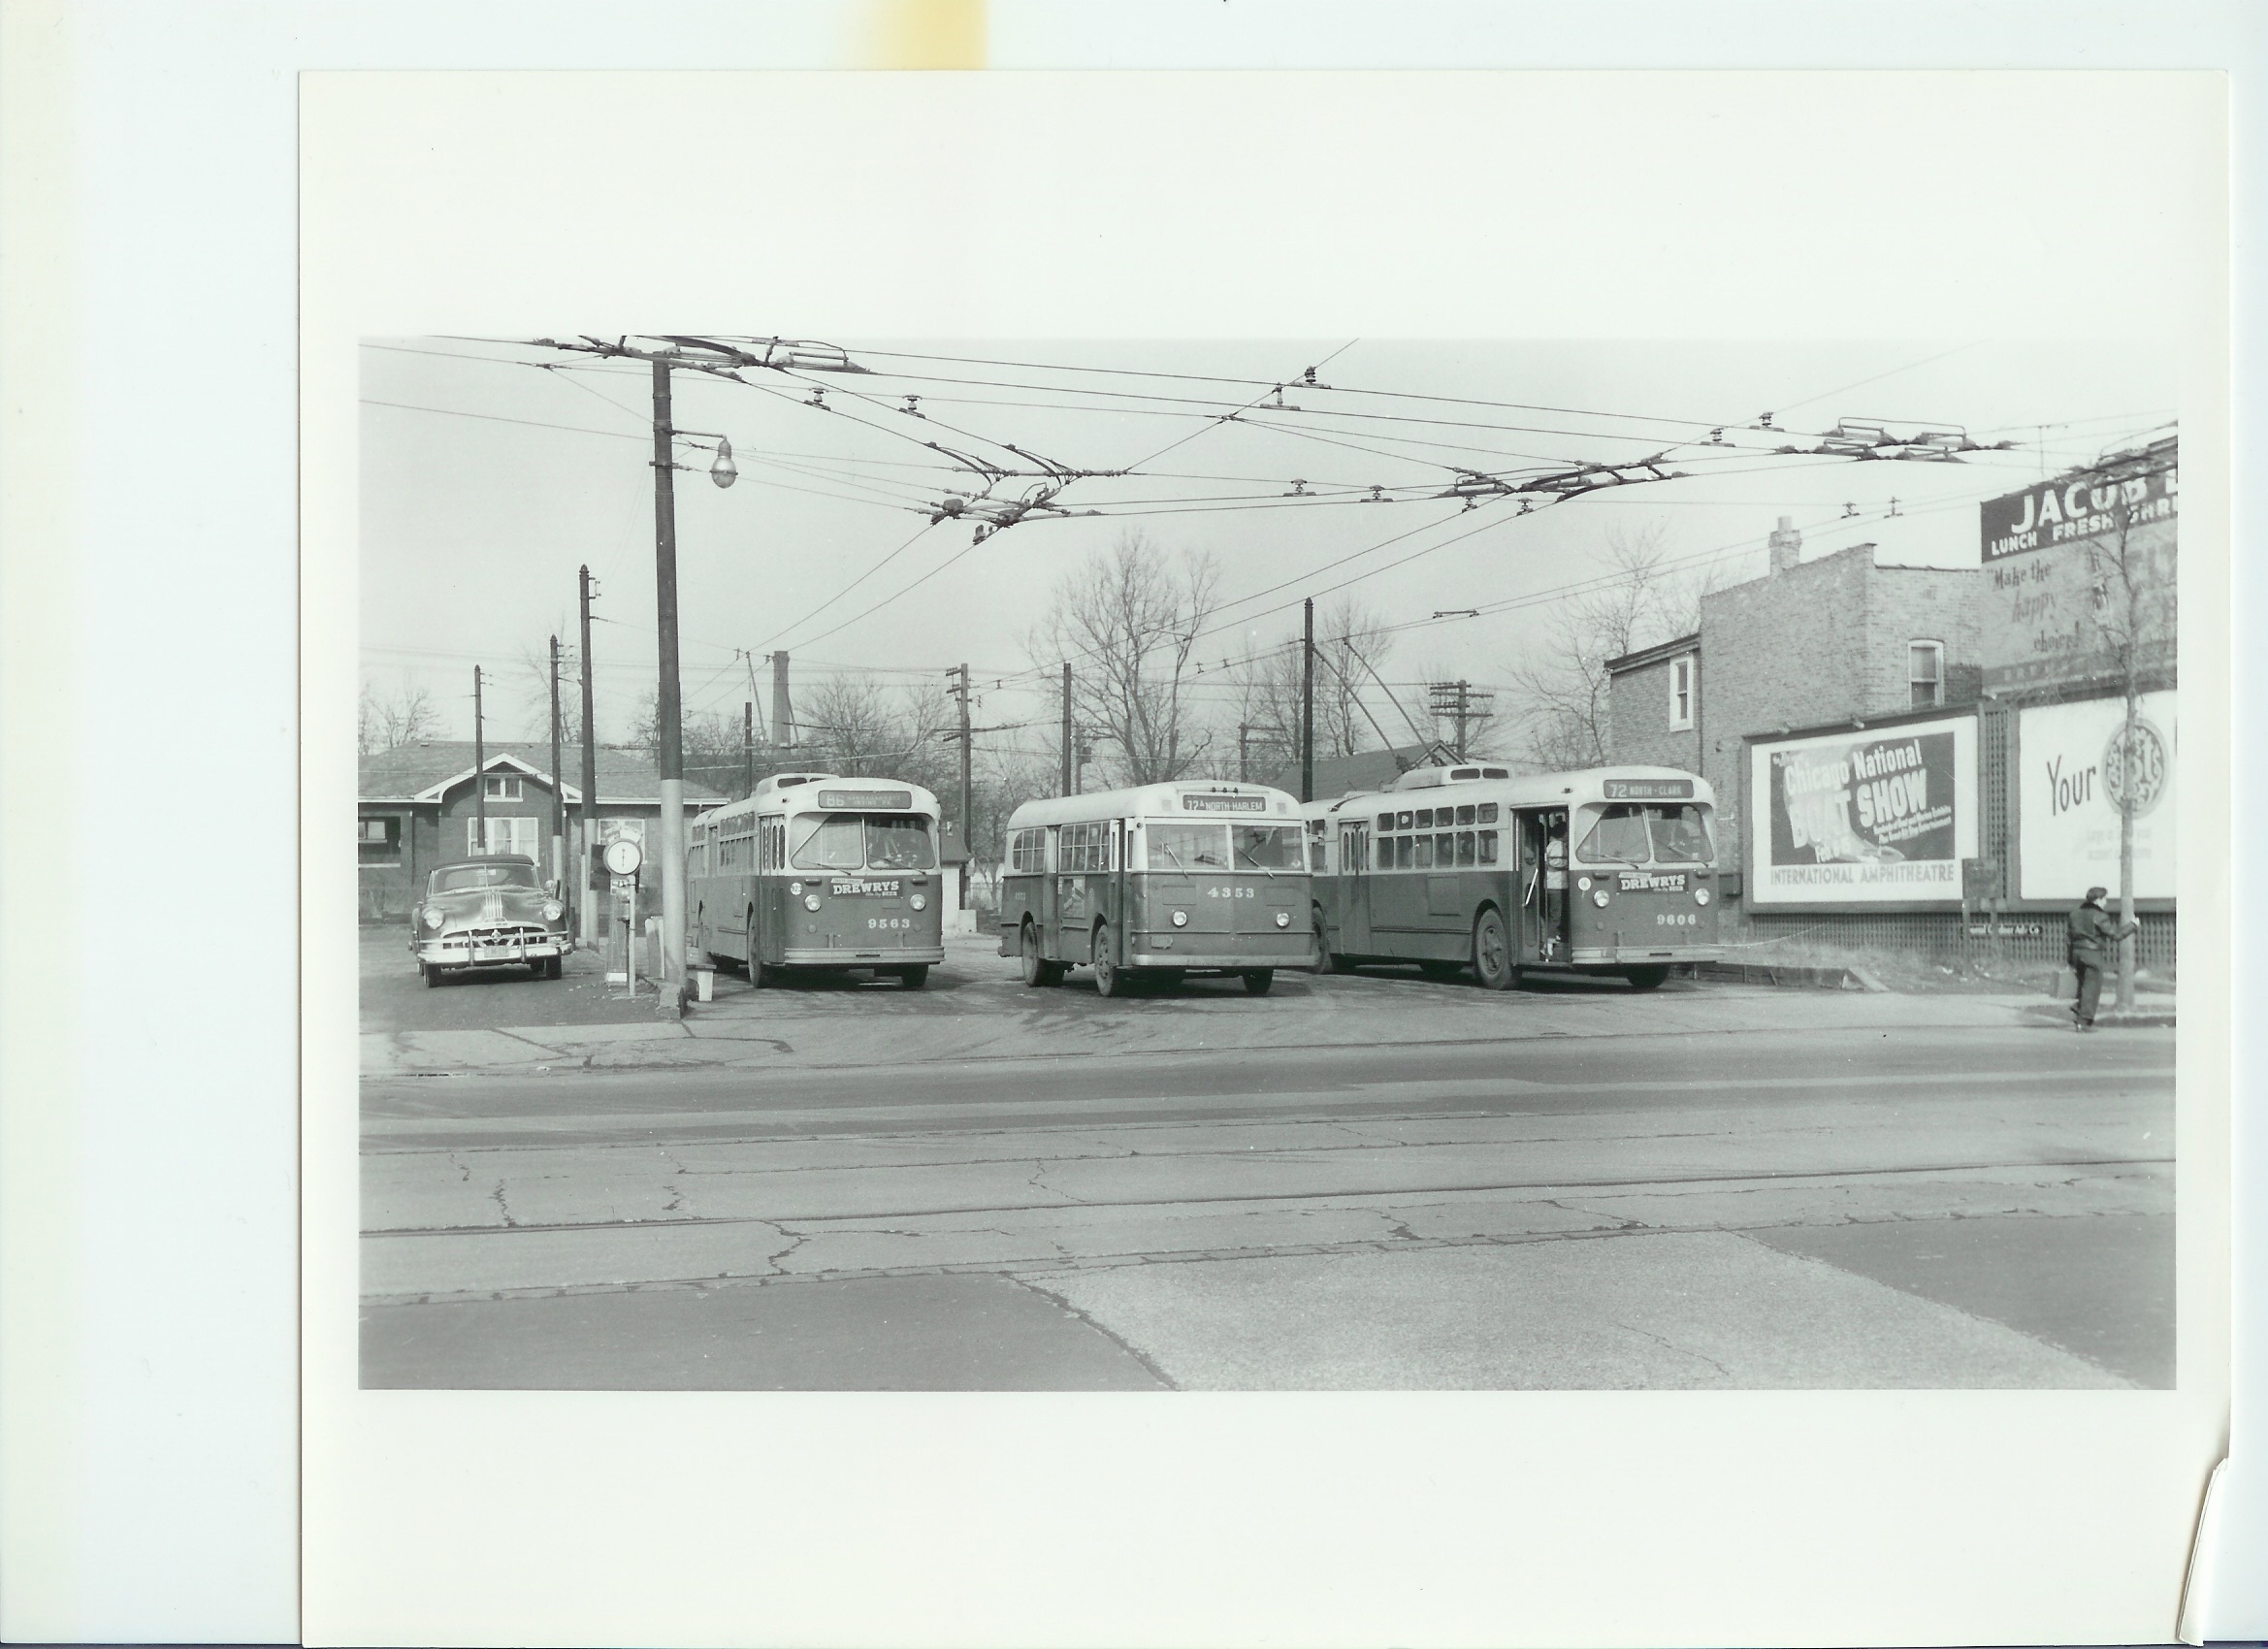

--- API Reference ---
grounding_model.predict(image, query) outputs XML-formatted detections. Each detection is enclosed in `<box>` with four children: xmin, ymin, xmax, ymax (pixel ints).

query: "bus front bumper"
<box><xmin>1127</xmin><ymin>941</ymin><xmax>1317</xmax><ymax>971</ymax></box>
<box><xmin>1570</xmin><ymin>945</ymin><xmax>1726</xmax><ymax>967</ymax></box>
<box><xmin>782</xmin><ymin>946</ymin><xmax>946</xmax><ymax>967</ymax></box>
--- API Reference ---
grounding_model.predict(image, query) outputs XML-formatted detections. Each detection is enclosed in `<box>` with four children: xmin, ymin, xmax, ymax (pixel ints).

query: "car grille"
<box><xmin>453</xmin><ymin>924</ymin><xmax>548</xmax><ymax>944</ymax></box>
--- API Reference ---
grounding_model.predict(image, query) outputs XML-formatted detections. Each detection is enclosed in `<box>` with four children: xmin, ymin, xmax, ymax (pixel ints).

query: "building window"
<box><xmin>1908</xmin><ymin>641</ymin><xmax>1944</xmax><ymax>709</ymax></box>
<box><xmin>358</xmin><ymin>816</ymin><xmax>401</xmax><ymax>864</ymax></box>
<box><xmin>484</xmin><ymin>773</ymin><xmax>523</xmax><ymax>800</ymax></box>
<box><xmin>470</xmin><ymin>816</ymin><xmax>538</xmax><ymax>857</ymax></box>
<box><xmin>1668</xmin><ymin>656</ymin><xmax>1696</xmax><ymax>731</ymax></box>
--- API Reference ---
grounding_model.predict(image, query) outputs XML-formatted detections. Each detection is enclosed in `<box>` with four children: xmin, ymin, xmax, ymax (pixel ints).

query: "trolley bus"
<box><xmin>1302</xmin><ymin>764</ymin><xmax>1723</xmax><ymax>990</ymax></box>
<box><xmin>998</xmin><ymin>781</ymin><xmax>1317</xmax><ymax>996</ymax></box>
<box><xmin>689</xmin><ymin>771</ymin><xmax>947</xmax><ymax>988</ymax></box>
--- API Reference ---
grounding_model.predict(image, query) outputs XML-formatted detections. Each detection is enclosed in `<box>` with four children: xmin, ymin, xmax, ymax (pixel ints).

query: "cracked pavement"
<box><xmin>359</xmin><ymin>930</ymin><xmax>2176</xmax><ymax>1390</ymax></box>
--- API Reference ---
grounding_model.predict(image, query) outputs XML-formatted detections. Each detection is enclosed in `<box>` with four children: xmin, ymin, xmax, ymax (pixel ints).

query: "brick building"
<box><xmin>1605</xmin><ymin>453</ymin><xmax>2178</xmax><ymax>969</ymax></box>
<box><xmin>357</xmin><ymin>741</ymin><xmax>725</xmax><ymax>923</ymax></box>
<box><xmin>1609</xmin><ymin>521</ymin><xmax>1983</xmax><ymax>894</ymax></box>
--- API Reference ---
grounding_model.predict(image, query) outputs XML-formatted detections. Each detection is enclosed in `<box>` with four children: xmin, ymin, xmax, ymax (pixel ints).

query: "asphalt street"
<box><xmin>359</xmin><ymin>928</ymin><xmax>2176</xmax><ymax>1390</ymax></box>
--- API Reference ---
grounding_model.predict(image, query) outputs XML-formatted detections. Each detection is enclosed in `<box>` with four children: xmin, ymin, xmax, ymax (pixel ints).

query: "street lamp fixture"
<box><xmin>710</xmin><ymin>436</ymin><xmax>737</xmax><ymax>489</ymax></box>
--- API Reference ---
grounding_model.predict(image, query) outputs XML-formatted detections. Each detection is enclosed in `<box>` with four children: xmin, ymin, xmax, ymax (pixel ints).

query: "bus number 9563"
<box><xmin>867</xmin><ymin>917</ymin><xmax>915</xmax><ymax>930</ymax></box>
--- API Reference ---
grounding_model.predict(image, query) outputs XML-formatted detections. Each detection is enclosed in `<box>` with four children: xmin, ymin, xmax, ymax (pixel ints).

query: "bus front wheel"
<box><xmin>745</xmin><ymin>911</ymin><xmax>771</xmax><ymax>988</ymax></box>
<box><xmin>1310</xmin><ymin>904</ymin><xmax>1337</xmax><ymax>974</ymax></box>
<box><xmin>1091</xmin><ymin>923</ymin><xmax>1127</xmax><ymax>998</ymax></box>
<box><xmin>1473</xmin><ymin>907</ymin><xmax>1518</xmax><ymax>991</ymax></box>
<box><xmin>1242</xmin><ymin>969</ymin><xmax>1275</xmax><ymax>996</ymax></box>
<box><xmin>1624</xmin><ymin>965</ymin><xmax>1669</xmax><ymax>991</ymax></box>
<box><xmin>1019</xmin><ymin>922</ymin><xmax>1062</xmax><ymax>988</ymax></box>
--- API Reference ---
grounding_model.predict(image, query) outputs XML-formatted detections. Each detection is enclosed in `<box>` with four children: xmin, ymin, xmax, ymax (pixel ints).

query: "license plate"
<box><xmin>472</xmin><ymin>946</ymin><xmax>521</xmax><ymax>962</ymax></box>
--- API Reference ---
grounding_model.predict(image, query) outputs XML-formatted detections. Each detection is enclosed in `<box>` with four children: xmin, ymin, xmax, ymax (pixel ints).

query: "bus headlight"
<box><xmin>1275</xmin><ymin>910</ymin><xmax>1291</xmax><ymax>927</ymax></box>
<box><xmin>803</xmin><ymin>892</ymin><xmax>822</xmax><ymax>912</ymax></box>
<box><xmin>789</xmin><ymin>882</ymin><xmax>803</xmax><ymax>896</ymax></box>
<box><xmin>1694</xmin><ymin>887</ymin><xmax>1711</xmax><ymax>906</ymax></box>
<box><xmin>1576</xmin><ymin>875</ymin><xmax>1592</xmax><ymax>891</ymax></box>
<box><xmin>1171</xmin><ymin>910</ymin><xmax>1187</xmax><ymax>927</ymax></box>
<box><xmin>909</xmin><ymin>893</ymin><xmax>926</xmax><ymax>911</ymax></box>
<box><xmin>1592</xmin><ymin>889</ymin><xmax>1610</xmax><ymax>908</ymax></box>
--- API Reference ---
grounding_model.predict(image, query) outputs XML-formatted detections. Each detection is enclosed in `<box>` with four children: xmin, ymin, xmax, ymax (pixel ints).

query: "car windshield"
<box><xmin>1147</xmin><ymin>823</ymin><xmax>1231</xmax><ymax>870</ymax></box>
<box><xmin>433</xmin><ymin>862</ymin><xmax>537</xmax><ymax>893</ymax></box>
<box><xmin>864</xmin><ymin>814</ymin><xmax>937</xmax><ymax>870</ymax></box>
<box><xmin>1233</xmin><ymin>824</ymin><xmax>1303</xmax><ymax>871</ymax></box>
<box><xmin>1575</xmin><ymin>803</ymin><xmax>1714</xmax><ymax>864</ymax></box>
<box><xmin>789</xmin><ymin>814</ymin><xmax>866</xmax><ymax>871</ymax></box>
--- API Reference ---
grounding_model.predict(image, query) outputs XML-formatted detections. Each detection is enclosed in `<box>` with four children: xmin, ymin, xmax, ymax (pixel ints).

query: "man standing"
<box><xmin>2067</xmin><ymin>885</ymin><xmax>2138</xmax><ymax>1030</ymax></box>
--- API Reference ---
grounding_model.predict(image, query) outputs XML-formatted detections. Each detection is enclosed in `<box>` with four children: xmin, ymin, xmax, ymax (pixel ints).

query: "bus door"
<box><xmin>1107</xmin><ymin>820</ymin><xmax>1127</xmax><ymax>963</ymax></box>
<box><xmin>1339</xmin><ymin>821</ymin><xmax>1372</xmax><ymax>953</ymax></box>
<box><xmin>757</xmin><ymin>815</ymin><xmax>788</xmax><ymax>963</ymax></box>
<box><xmin>1539</xmin><ymin>808</ymin><xmax>1570</xmax><ymax>962</ymax></box>
<box><xmin>1514</xmin><ymin>810</ymin><xmax>1562</xmax><ymax>964</ymax></box>
<box><xmin>1048</xmin><ymin>825</ymin><xmax>1081</xmax><ymax>961</ymax></box>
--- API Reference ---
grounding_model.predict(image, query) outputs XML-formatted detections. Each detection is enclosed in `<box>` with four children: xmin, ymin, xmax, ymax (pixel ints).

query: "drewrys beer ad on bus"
<box><xmin>1748</xmin><ymin>715</ymin><xmax>1979</xmax><ymax>906</ymax></box>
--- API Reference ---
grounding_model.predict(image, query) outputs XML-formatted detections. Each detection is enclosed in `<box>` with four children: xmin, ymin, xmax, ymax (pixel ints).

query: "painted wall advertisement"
<box><xmin>1976</xmin><ymin>440</ymin><xmax>2177</xmax><ymax>694</ymax></box>
<box><xmin>2018</xmin><ymin>691</ymin><xmax>2176</xmax><ymax>902</ymax></box>
<box><xmin>1748</xmin><ymin>715</ymin><xmax>1978</xmax><ymax>905</ymax></box>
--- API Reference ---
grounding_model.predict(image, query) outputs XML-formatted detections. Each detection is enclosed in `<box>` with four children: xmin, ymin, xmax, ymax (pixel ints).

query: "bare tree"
<box><xmin>796</xmin><ymin>675</ymin><xmax>956</xmax><ymax>788</ymax></box>
<box><xmin>1032</xmin><ymin>532</ymin><xmax>1219</xmax><ymax>787</ymax></box>
<box><xmin>626</xmin><ymin>691</ymin><xmax>757</xmax><ymax>797</ymax></box>
<box><xmin>2076</xmin><ymin>439</ymin><xmax>2179</xmax><ymax>1011</ymax></box>
<box><xmin>1228</xmin><ymin>596</ymin><xmax>1404</xmax><ymax>770</ymax></box>
<box><xmin>358</xmin><ymin>677</ymin><xmax>443</xmax><ymax>755</ymax></box>
<box><xmin>514</xmin><ymin>631</ymin><xmax>586</xmax><ymax>750</ymax></box>
<box><xmin>1503</xmin><ymin>524</ymin><xmax>1701</xmax><ymax>770</ymax></box>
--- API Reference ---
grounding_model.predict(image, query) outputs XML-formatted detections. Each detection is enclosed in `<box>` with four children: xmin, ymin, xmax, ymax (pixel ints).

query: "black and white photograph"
<box><xmin>356</xmin><ymin>332</ymin><xmax>2181</xmax><ymax>1393</ymax></box>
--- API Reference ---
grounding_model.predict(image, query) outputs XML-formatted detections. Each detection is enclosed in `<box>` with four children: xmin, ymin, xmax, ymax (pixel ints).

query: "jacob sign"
<box><xmin>2018</xmin><ymin>692</ymin><xmax>2176</xmax><ymax>902</ymax></box>
<box><xmin>1748</xmin><ymin>715</ymin><xmax>1978</xmax><ymax>906</ymax></box>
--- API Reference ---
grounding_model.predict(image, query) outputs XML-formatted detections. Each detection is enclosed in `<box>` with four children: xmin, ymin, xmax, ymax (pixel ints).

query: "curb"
<box><xmin>2022</xmin><ymin>1001</ymin><xmax>2176</xmax><ymax>1028</ymax></box>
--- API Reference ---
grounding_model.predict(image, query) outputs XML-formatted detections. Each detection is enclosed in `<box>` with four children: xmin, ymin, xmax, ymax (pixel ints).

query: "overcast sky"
<box><xmin>360</xmin><ymin>337</ymin><xmax>2174</xmax><ymax>763</ymax></box>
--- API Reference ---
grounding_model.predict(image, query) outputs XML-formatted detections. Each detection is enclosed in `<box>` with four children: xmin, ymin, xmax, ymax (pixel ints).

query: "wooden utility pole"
<box><xmin>1300</xmin><ymin>598</ymin><xmax>1315</xmax><ymax>802</ymax></box>
<box><xmin>472</xmin><ymin>665</ymin><xmax>486</xmax><ymax>848</ymax></box>
<box><xmin>1060</xmin><ymin>662</ymin><xmax>1074</xmax><ymax>796</ymax></box>
<box><xmin>743</xmin><ymin>701</ymin><xmax>755</xmax><ymax>799</ymax></box>
<box><xmin>577</xmin><ymin>565</ymin><xmax>599</xmax><ymax>945</ymax></box>
<box><xmin>548</xmin><ymin>636</ymin><xmax>565</xmax><ymax>886</ymax></box>
<box><xmin>650</xmin><ymin>359</ymin><xmax>687</xmax><ymax>994</ymax></box>
<box><xmin>950</xmin><ymin>663</ymin><xmax>973</xmax><ymax>855</ymax></box>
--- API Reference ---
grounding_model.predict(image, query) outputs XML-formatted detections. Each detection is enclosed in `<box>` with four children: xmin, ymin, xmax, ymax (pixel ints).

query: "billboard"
<box><xmin>1976</xmin><ymin>442</ymin><xmax>2177</xmax><ymax>694</ymax></box>
<box><xmin>1748</xmin><ymin>715</ymin><xmax>1978</xmax><ymax>906</ymax></box>
<box><xmin>2017</xmin><ymin>691</ymin><xmax>2176</xmax><ymax>902</ymax></box>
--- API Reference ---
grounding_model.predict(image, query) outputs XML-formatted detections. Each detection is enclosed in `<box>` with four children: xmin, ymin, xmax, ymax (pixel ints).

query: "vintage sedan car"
<box><xmin>409</xmin><ymin>855</ymin><xmax>571</xmax><ymax>986</ymax></box>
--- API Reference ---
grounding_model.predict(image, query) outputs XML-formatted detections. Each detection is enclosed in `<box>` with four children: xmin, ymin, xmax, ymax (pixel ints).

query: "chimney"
<box><xmin>1768</xmin><ymin>515</ymin><xmax>1802</xmax><ymax>574</ymax></box>
<box><xmin>770</xmin><ymin>651</ymin><xmax>794</xmax><ymax>747</ymax></box>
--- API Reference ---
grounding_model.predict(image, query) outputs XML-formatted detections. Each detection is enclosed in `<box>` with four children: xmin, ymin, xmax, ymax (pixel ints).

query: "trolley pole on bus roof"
<box><xmin>577</xmin><ymin>565</ymin><xmax>599</xmax><ymax>946</ymax></box>
<box><xmin>472</xmin><ymin>665</ymin><xmax>486</xmax><ymax>840</ymax></box>
<box><xmin>1300</xmin><ymin>598</ymin><xmax>1315</xmax><ymax>803</ymax></box>
<box><xmin>548</xmin><ymin>635</ymin><xmax>565</xmax><ymax>887</ymax></box>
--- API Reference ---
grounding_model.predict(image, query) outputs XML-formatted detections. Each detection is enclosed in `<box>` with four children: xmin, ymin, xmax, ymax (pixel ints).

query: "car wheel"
<box><xmin>1092</xmin><ymin>923</ymin><xmax>1125</xmax><ymax>998</ymax></box>
<box><xmin>1473</xmin><ymin>906</ymin><xmax>1518</xmax><ymax>991</ymax></box>
<box><xmin>421</xmin><ymin>963</ymin><xmax>441</xmax><ymax>988</ymax></box>
<box><xmin>898</xmin><ymin>964</ymin><xmax>929</xmax><ymax>989</ymax></box>
<box><xmin>544</xmin><ymin>954</ymin><xmax>564</xmax><ymax>980</ymax></box>
<box><xmin>1242</xmin><ymin>969</ymin><xmax>1275</xmax><ymax>996</ymax></box>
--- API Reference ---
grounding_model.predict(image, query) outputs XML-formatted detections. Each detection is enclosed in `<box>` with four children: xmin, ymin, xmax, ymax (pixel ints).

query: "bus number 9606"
<box><xmin>1656</xmin><ymin>913</ymin><xmax>1700</xmax><ymax>926</ymax></box>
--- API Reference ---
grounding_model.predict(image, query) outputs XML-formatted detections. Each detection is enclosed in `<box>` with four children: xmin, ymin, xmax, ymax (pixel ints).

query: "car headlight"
<box><xmin>909</xmin><ymin>893</ymin><xmax>926</xmax><ymax>911</ymax></box>
<box><xmin>804</xmin><ymin>892</ymin><xmax>822</xmax><ymax>912</ymax></box>
<box><xmin>542</xmin><ymin>900</ymin><xmax>565</xmax><ymax>921</ymax></box>
<box><xmin>1275</xmin><ymin>910</ymin><xmax>1291</xmax><ymax>928</ymax></box>
<box><xmin>420</xmin><ymin>908</ymin><xmax>442</xmax><ymax>929</ymax></box>
<box><xmin>1694</xmin><ymin>887</ymin><xmax>1711</xmax><ymax>906</ymax></box>
<box><xmin>1171</xmin><ymin>910</ymin><xmax>1187</xmax><ymax>927</ymax></box>
<box><xmin>1592</xmin><ymin>889</ymin><xmax>1610</xmax><ymax>908</ymax></box>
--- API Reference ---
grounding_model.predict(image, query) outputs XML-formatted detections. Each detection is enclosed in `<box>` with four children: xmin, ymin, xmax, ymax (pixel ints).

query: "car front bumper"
<box><xmin>417</xmin><ymin>932</ymin><xmax>572</xmax><ymax>966</ymax></box>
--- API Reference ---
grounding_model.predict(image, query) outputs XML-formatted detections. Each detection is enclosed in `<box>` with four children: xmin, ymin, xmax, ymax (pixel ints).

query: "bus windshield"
<box><xmin>864</xmin><ymin>814</ymin><xmax>937</xmax><ymax>870</ymax></box>
<box><xmin>789</xmin><ymin>814</ymin><xmax>865</xmax><ymax>871</ymax></box>
<box><xmin>1575</xmin><ymin>803</ymin><xmax>1714</xmax><ymax>865</ymax></box>
<box><xmin>1148</xmin><ymin>823</ymin><xmax>1232</xmax><ymax>870</ymax></box>
<box><xmin>1233</xmin><ymin>824</ymin><xmax>1303</xmax><ymax>871</ymax></box>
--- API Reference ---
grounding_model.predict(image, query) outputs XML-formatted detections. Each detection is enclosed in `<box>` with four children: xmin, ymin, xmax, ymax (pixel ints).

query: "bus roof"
<box><xmin>1302</xmin><ymin>764</ymin><xmax>1714</xmax><ymax>820</ymax></box>
<box><xmin>1005</xmin><ymin>781</ymin><xmax>1301</xmax><ymax>832</ymax></box>
<box><xmin>694</xmin><ymin>772</ymin><xmax>942</xmax><ymax>824</ymax></box>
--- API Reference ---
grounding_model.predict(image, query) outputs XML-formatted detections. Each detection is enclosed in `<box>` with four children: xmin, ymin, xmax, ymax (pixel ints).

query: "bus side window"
<box><xmin>1414</xmin><ymin>835</ymin><xmax>1435</xmax><ymax>869</ymax></box>
<box><xmin>1478</xmin><ymin>830</ymin><xmax>1499</xmax><ymax>864</ymax></box>
<box><xmin>1376</xmin><ymin>836</ymin><xmax>1392</xmax><ymax>871</ymax></box>
<box><xmin>1396</xmin><ymin>836</ymin><xmax>1414</xmax><ymax>869</ymax></box>
<box><xmin>1457</xmin><ymin>831</ymin><xmax>1475</xmax><ymax>866</ymax></box>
